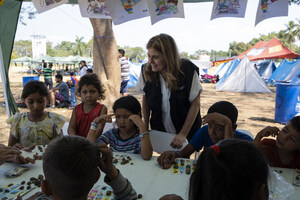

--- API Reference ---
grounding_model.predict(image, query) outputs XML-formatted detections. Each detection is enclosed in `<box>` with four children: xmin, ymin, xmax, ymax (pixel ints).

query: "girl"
<box><xmin>7</xmin><ymin>81</ymin><xmax>66</xmax><ymax>148</ymax></box>
<box><xmin>87</xmin><ymin>96</ymin><xmax>153</xmax><ymax>160</ymax></box>
<box><xmin>160</xmin><ymin>140</ymin><xmax>269</xmax><ymax>200</ymax></box>
<box><xmin>68</xmin><ymin>74</ymin><xmax>107</xmax><ymax>138</ymax></box>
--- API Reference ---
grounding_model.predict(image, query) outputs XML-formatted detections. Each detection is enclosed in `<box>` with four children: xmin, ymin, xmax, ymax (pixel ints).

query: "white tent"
<box><xmin>216</xmin><ymin>56</ymin><xmax>271</xmax><ymax>93</ymax></box>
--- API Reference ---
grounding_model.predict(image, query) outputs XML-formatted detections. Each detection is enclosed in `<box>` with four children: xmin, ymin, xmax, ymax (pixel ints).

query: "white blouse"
<box><xmin>137</xmin><ymin>71</ymin><xmax>203</xmax><ymax>134</ymax></box>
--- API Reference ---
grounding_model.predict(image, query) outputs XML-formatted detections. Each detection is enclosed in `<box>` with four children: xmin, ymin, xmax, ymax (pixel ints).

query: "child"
<box><xmin>87</xmin><ymin>96</ymin><xmax>153</xmax><ymax>160</ymax></box>
<box><xmin>68</xmin><ymin>74</ymin><xmax>107</xmax><ymax>138</ymax></box>
<box><xmin>40</xmin><ymin>136</ymin><xmax>137</xmax><ymax>200</ymax></box>
<box><xmin>254</xmin><ymin>116</ymin><xmax>300</xmax><ymax>168</ymax></box>
<box><xmin>7</xmin><ymin>81</ymin><xmax>65</xmax><ymax>148</ymax></box>
<box><xmin>67</xmin><ymin>72</ymin><xmax>78</xmax><ymax>108</ymax></box>
<box><xmin>160</xmin><ymin>139</ymin><xmax>269</xmax><ymax>200</ymax></box>
<box><xmin>157</xmin><ymin>101</ymin><xmax>253</xmax><ymax>169</ymax></box>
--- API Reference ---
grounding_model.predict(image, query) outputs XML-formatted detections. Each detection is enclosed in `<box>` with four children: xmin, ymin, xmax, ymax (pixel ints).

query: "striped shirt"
<box><xmin>43</xmin><ymin>68</ymin><xmax>52</xmax><ymax>79</ymax></box>
<box><xmin>95</xmin><ymin>128</ymin><xmax>141</xmax><ymax>154</ymax></box>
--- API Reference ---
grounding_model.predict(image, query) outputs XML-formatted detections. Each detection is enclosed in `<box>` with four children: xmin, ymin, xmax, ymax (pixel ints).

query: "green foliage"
<box><xmin>120</xmin><ymin>46</ymin><xmax>146</xmax><ymax>63</ymax></box>
<box><xmin>12</xmin><ymin>40</ymin><xmax>32</xmax><ymax>58</ymax></box>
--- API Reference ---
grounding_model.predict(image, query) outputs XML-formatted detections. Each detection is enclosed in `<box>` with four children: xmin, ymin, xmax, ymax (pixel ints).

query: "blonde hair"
<box><xmin>143</xmin><ymin>34</ymin><xmax>182</xmax><ymax>91</ymax></box>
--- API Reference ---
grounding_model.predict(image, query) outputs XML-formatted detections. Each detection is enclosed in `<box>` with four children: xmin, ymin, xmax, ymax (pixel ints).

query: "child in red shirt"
<box><xmin>254</xmin><ymin>116</ymin><xmax>300</xmax><ymax>168</ymax></box>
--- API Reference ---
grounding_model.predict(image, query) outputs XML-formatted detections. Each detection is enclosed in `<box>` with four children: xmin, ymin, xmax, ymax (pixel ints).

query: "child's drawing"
<box><xmin>121</xmin><ymin>0</ymin><xmax>141</xmax><ymax>14</ymax></box>
<box><xmin>155</xmin><ymin>0</ymin><xmax>179</xmax><ymax>16</ymax></box>
<box><xmin>87</xmin><ymin>0</ymin><xmax>110</xmax><ymax>16</ymax></box>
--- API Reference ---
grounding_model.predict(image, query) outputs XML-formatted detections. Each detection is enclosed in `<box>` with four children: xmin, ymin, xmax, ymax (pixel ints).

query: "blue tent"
<box><xmin>257</xmin><ymin>60</ymin><xmax>276</xmax><ymax>80</ymax></box>
<box><xmin>268</xmin><ymin>59</ymin><xmax>300</xmax><ymax>85</ymax></box>
<box><xmin>127</xmin><ymin>61</ymin><xmax>142</xmax><ymax>88</ymax></box>
<box><xmin>216</xmin><ymin>58</ymin><xmax>240</xmax><ymax>89</ymax></box>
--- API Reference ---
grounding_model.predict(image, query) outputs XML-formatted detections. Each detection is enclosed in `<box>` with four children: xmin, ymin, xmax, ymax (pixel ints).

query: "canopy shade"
<box><xmin>237</xmin><ymin>38</ymin><xmax>300</xmax><ymax>61</ymax></box>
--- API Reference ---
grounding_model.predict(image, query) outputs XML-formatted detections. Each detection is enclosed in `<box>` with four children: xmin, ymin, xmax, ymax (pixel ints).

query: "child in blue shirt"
<box><xmin>157</xmin><ymin>101</ymin><xmax>253</xmax><ymax>169</ymax></box>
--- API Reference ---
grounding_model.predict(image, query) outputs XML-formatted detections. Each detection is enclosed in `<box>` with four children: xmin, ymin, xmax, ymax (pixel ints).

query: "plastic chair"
<box><xmin>237</xmin><ymin>129</ymin><xmax>254</xmax><ymax>139</ymax></box>
<box><xmin>148</xmin><ymin>130</ymin><xmax>188</xmax><ymax>154</ymax></box>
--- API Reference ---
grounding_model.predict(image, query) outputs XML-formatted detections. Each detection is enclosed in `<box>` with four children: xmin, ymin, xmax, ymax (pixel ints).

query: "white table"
<box><xmin>0</xmin><ymin>153</ymin><xmax>192</xmax><ymax>200</ymax></box>
<box><xmin>271</xmin><ymin>167</ymin><xmax>300</xmax><ymax>200</ymax></box>
<box><xmin>1</xmin><ymin>154</ymin><xmax>299</xmax><ymax>200</ymax></box>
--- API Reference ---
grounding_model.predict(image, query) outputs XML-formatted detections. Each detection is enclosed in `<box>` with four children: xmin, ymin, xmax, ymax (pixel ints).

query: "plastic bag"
<box><xmin>268</xmin><ymin>167</ymin><xmax>295</xmax><ymax>200</ymax></box>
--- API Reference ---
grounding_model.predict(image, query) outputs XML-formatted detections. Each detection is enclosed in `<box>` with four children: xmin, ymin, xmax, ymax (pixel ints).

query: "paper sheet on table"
<box><xmin>149</xmin><ymin>130</ymin><xmax>188</xmax><ymax>154</ymax></box>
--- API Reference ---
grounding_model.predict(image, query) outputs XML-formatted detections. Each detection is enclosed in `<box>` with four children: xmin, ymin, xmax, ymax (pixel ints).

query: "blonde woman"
<box><xmin>137</xmin><ymin>34</ymin><xmax>202</xmax><ymax>149</ymax></box>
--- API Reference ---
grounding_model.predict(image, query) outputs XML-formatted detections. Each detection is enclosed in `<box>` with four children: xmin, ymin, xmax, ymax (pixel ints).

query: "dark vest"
<box><xmin>142</xmin><ymin>59</ymin><xmax>202</xmax><ymax>140</ymax></box>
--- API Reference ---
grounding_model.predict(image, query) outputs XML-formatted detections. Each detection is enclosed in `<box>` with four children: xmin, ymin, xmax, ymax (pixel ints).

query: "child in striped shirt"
<box><xmin>87</xmin><ymin>96</ymin><xmax>153</xmax><ymax>160</ymax></box>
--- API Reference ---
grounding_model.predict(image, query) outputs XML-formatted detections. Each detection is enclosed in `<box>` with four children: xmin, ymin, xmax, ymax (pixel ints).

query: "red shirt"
<box><xmin>259</xmin><ymin>138</ymin><xmax>300</xmax><ymax>169</ymax></box>
<box><xmin>75</xmin><ymin>103</ymin><xmax>103</xmax><ymax>137</ymax></box>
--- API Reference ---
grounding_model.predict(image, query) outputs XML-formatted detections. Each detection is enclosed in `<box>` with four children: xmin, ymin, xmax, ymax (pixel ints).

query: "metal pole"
<box><xmin>0</xmin><ymin>43</ymin><xmax>11</xmax><ymax>117</ymax></box>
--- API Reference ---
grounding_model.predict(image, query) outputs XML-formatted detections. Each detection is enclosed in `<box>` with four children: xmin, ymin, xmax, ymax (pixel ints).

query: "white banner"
<box><xmin>255</xmin><ymin>0</ymin><xmax>288</xmax><ymax>26</ymax></box>
<box><xmin>78</xmin><ymin>0</ymin><xmax>111</xmax><ymax>19</ymax></box>
<box><xmin>32</xmin><ymin>0</ymin><xmax>68</xmax><ymax>14</ymax></box>
<box><xmin>211</xmin><ymin>0</ymin><xmax>248</xmax><ymax>20</ymax></box>
<box><xmin>106</xmin><ymin>0</ymin><xmax>149</xmax><ymax>25</ymax></box>
<box><xmin>147</xmin><ymin>0</ymin><xmax>185</xmax><ymax>25</ymax></box>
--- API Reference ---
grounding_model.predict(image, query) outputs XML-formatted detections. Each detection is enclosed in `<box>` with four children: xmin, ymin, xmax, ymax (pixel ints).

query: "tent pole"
<box><xmin>0</xmin><ymin>43</ymin><xmax>11</xmax><ymax>117</ymax></box>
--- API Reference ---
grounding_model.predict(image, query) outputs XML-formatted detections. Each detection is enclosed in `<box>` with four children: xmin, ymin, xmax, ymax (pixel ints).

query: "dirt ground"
<box><xmin>0</xmin><ymin>66</ymin><xmax>284</xmax><ymax>145</ymax></box>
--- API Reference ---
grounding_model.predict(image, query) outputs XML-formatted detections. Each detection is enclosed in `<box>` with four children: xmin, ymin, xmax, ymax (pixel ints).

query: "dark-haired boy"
<box><xmin>157</xmin><ymin>101</ymin><xmax>253</xmax><ymax>169</ymax></box>
<box><xmin>39</xmin><ymin>136</ymin><xmax>137</xmax><ymax>200</ymax></box>
<box><xmin>49</xmin><ymin>74</ymin><xmax>69</xmax><ymax>108</ymax></box>
<box><xmin>254</xmin><ymin>116</ymin><xmax>300</xmax><ymax>168</ymax></box>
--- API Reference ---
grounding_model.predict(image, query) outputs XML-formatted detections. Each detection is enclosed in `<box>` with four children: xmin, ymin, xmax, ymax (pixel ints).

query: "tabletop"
<box><xmin>0</xmin><ymin>147</ymin><xmax>300</xmax><ymax>200</ymax></box>
<box><xmin>0</xmin><ymin>149</ymin><xmax>193</xmax><ymax>200</ymax></box>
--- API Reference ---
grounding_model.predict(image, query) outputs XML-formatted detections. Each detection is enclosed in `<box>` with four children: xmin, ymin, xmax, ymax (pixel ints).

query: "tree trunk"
<box><xmin>89</xmin><ymin>18</ymin><xmax>120</xmax><ymax>112</ymax></box>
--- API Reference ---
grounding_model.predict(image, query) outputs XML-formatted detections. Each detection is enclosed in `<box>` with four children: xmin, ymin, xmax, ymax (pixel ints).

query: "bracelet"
<box><xmin>91</xmin><ymin>122</ymin><xmax>98</xmax><ymax>128</ymax></box>
<box><xmin>90</xmin><ymin>125</ymin><xmax>97</xmax><ymax>131</ymax></box>
<box><xmin>139</xmin><ymin>131</ymin><xmax>149</xmax><ymax>138</ymax></box>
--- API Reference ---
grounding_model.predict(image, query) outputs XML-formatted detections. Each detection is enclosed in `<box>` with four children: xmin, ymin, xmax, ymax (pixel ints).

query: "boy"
<box><xmin>40</xmin><ymin>136</ymin><xmax>137</xmax><ymax>200</ymax></box>
<box><xmin>254</xmin><ymin>116</ymin><xmax>300</xmax><ymax>168</ymax></box>
<box><xmin>157</xmin><ymin>101</ymin><xmax>253</xmax><ymax>169</ymax></box>
<box><xmin>49</xmin><ymin>74</ymin><xmax>69</xmax><ymax>108</ymax></box>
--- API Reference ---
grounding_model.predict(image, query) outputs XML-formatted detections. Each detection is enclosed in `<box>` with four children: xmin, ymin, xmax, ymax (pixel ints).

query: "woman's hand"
<box><xmin>170</xmin><ymin>133</ymin><xmax>186</xmax><ymax>149</ymax></box>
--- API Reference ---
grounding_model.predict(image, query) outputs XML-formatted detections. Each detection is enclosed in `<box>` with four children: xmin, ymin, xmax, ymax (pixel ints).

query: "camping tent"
<box><xmin>216</xmin><ymin>58</ymin><xmax>240</xmax><ymax>89</ymax></box>
<box><xmin>237</xmin><ymin>38</ymin><xmax>300</xmax><ymax>61</ymax></box>
<box><xmin>216</xmin><ymin>56</ymin><xmax>271</xmax><ymax>93</ymax></box>
<box><xmin>257</xmin><ymin>60</ymin><xmax>276</xmax><ymax>80</ymax></box>
<box><xmin>268</xmin><ymin>59</ymin><xmax>300</xmax><ymax>85</ymax></box>
<box><xmin>214</xmin><ymin>60</ymin><xmax>231</xmax><ymax>79</ymax></box>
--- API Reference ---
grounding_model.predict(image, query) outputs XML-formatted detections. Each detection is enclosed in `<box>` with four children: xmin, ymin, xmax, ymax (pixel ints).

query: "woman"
<box><xmin>137</xmin><ymin>34</ymin><xmax>202</xmax><ymax>148</ymax></box>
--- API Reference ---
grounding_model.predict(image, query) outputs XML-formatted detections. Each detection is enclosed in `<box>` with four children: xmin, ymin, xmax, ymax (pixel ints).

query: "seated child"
<box><xmin>157</xmin><ymin>101</ymin><xmax>253</xmax><ymax>169</ymax></box>
<box><xmin>68</xmin><ymin>74</ymin><xmax>107</xmax><ymax>138</ymax></box>
<box><xmin>87</xmin><ymin>96</ymin><xmax>153</xmax><ymax>160</ymax></box>
<box><xmin>160</xmin><ymin>139</ymin><xmax>269</xmax><ymax>200</ymax></box>
<box><xmin>254</xmin><ymin>116</ymin><xmax>300</xmax><ymax>168</ymax></box>
<box><xmin>7</xmin><ymin>81</ymin><xmax>65</xmax><ymax>148</ymax></box>
<box><xmin>40</xmin><ymin>136</ymin><xmax>137</xmax><ymax>200</ymax></box>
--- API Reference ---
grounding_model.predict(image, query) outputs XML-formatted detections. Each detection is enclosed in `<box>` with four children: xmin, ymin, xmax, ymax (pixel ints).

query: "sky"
<box><xmin>15</xmin><ymin>1</ymin><xmax>300</xmax><ymax>55</ymax></box>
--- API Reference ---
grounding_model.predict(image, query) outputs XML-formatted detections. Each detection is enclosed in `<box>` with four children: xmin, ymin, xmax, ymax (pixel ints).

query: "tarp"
<box><xmin>237</xmin><ymin>38</ymin><xmax>300</xmax><ymax>61</ymax></box>
<box><xmin>216</xmin><ymin>56</ymin><xmax>271</xmax><ymax>93</ymax></box>
<box><xmin>216</xmin><ymin>58</ymin><xmax>240</xmax><ymax>89</ymax></box>
<box><xmin>214</xmin><ymin>61</ymin><xmax>231</xmax><ymax>79</ymax></box>
<box><xmin>0</xmin><ymin>0</ymin><xmax>22</xmax><ymax>116</ymax></box>
<box><xmin>257</xmin><ymin>60</ymin><xmax>276</xmax><ymax>80</ymax></box>
<box><xmin>268</xmin><ymin>59</ymin><xmax>300</xmax><ymax>85</ymax></box>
